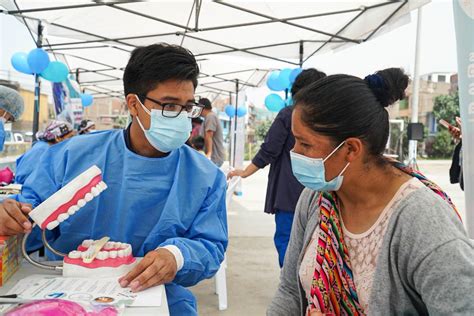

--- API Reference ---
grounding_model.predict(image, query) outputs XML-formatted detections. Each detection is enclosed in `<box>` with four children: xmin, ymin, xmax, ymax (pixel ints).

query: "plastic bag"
<box><xmin>5</xmin><ymin>298</ymin><xmax>123</xmax><ymax>316</ymax></box>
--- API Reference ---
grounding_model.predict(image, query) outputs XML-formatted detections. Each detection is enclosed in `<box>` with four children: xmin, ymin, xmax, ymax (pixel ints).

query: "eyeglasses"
<box><xmin>139</xmin><ymin>95</ymin><xmax>204</xmax><ymax>119</ymax></box>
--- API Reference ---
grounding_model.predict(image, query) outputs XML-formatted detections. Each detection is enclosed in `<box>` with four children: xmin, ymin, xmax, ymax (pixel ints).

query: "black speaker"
<box><xmin>407</xmin><ymin>123</ymin><xmax>424</xmax><ymax>141</ymax></box>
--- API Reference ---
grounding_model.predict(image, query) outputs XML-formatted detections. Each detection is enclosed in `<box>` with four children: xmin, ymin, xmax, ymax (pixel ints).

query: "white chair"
<box><xmin>213</xmin><ymin>175</ymin><xmax>240</xmax><ymax>310</ymax></box>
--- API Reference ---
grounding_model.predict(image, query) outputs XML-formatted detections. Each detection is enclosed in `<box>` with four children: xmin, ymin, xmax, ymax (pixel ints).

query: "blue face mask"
<box><xmin>290</xmin><ymin>141</ymin><xmax>350</xmax><ymax>192</ymax></box>
<box><xmin>0</xmin><ymin>116</ymin><xmax>7</xmax><ymax>152</ymax></box>
<box><xmin>135</xmin><ymin>96</ymin><xmax>191</xmax><ymax>153</ymax></box>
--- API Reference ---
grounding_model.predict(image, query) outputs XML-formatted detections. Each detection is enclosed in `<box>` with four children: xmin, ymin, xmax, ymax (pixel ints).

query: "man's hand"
<box><xmin>0</xmin><ymin>199</ymin><xmax>32</xmax><ymax>235</ymax></box>
<box><xmin>227</xmin><ymin>169</ymin><xmax>246</xmax><ymax>180</ymax></box>
<box><xmin>119</xmin><ymin>248</ymin><xmax>177</xmax><ymax>292</ymax></box>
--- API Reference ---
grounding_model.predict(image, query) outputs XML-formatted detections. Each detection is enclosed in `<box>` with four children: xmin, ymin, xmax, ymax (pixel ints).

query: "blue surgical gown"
<box><xmin>14</xmin><ymin>130</ymin><xmax>228</xmax><ymax>315</ymax></box>
<box><xmin>15</xmin><ymin>141</ymin><xmax>50</xmax><ymax>185</ymax></box>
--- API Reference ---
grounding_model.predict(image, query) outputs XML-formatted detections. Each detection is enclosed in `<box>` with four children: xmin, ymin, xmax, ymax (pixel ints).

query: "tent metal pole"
<box><xmin>232</xmin><ymin>80</ymin><xmax>239</xmax><ymax>168</ymax></box>
<box><xmin>408</xmin><ymin>7</ymin><xmax>423</xmax><ymax>168</ymax></box>
<box><xmin>33</xmin><ymin>21</ymin><xmax>43</xmax><ymax>141</ymax></box>
<box><xmin>299</xmin><ymin>40</ymin><xmax>304</xmax><ymax>67</ymax></box>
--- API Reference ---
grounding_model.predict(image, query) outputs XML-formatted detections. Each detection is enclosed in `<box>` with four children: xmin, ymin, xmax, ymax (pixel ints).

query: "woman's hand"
<box><xmin>227</xmin><ymin>169</ymin><xmax>246</xmax><ymax>180</ymax></box>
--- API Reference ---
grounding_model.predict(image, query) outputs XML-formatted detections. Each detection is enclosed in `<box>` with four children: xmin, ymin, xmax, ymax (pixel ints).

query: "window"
<box><xmin>438</xmin><ymin>75</ymin><xmax>446</xmax><ymax>83</ymax></box>
<box><xmin>427</xmin><ymin>113</ymin><xmax>437</xmax><ymax>135</ymax></box>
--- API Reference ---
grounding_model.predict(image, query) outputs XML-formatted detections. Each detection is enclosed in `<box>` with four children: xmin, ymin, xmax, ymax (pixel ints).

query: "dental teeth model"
<box><xmin>63</xmin><ymin>239</ymin><xmax>137</xmax><ymax>278</ymax></box>
<box><xmin>28</xmin><ymin>165</ymin><xmax>107</xmax><ymax>230</ymax></box>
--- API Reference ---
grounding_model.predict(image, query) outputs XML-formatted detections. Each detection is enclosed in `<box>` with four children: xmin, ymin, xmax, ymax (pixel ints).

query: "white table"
<box><xmin>0</xmin><ymin>262</ymin><xmax>169</xmax><ymax>315</ymax></box>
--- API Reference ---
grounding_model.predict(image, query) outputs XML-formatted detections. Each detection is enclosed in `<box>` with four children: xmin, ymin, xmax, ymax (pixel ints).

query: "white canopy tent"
<box><xmin>1</xmin><ymin>0</ymin><xmax>428</xmax><ymax>99</ymax></box>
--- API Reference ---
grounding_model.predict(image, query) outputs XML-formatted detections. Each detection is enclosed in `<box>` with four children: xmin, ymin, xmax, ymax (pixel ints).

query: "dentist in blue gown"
<box><xmin>0</xmin><ymin>44</ymin><xmax>228</xmax><ymax>315</ymax></box>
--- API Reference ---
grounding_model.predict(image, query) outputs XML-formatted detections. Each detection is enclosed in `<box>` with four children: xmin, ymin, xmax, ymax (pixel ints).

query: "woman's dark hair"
<box><xmin>123</xmin><ymin>43</ymin><xmax>199</xmax><ymax>98</ymax></box>
<box><xmin>291</xmin><ymin>68</ymin><xmax>327</xmax><ymax>96</ymax></box>
<box><xmin>294</xmin><ymin>68</ymin><xmax>409</xmax><ymax>160</ymax></box>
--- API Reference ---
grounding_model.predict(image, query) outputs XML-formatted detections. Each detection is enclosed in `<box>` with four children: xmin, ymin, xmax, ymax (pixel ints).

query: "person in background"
<box><xmin>191</xmin><ymin>117</ymin><xmax>203</xmax><ymax>138</ymax></box>
<box><xmin>78</xmin><ymin>119</ymin><xmax>96</xmax><ymax>135</ymax></box>
<box><xmin>199</xmin><ymin>98</ymin><xmax>225</xmax><ymax>167</ymax></box>
<box><xmin>15</xmin><ymin>120</ymin><xmax>76</xmax><ymax>185</ymax></box>
<box><xmin>449</xmin><ymin>117</ymin><xmax>463</xmax><ymax>191</ymax></box>
<box><xmin>190</xmin><ymin>136</ymin><xmax>205</xmax><ymax>155</ymax></box>
<box><xmin>0</xmin><ymin>85</ymin><xmax>25</xmax><ymax>151</ymax></box>
<box><xmin>227</xmin><ymin>68</ymin><xmax>326</xmax><ymax>268</ymax></box>
<box><xmin>268</xmin><ymin>68</ymin><xmax>474</xmax><ymax>315</ymax></box>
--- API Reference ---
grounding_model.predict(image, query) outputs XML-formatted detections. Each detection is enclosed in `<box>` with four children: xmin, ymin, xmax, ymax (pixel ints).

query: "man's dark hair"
<box><xmin>198</xmin><ymin>97</ymin><xmax>212</xmax><ymax>109</ymax></box>
<box><xmin>291</xmin><ymin>68</ymin><xmax>327</xmax><ymax>96</ymax></box>
<box><xmin>191</xmin><ymin>136</ymin><xmax>205</xmax><ymax>151</ymax></box>
<box><xmin>123</xmin><ymin>43</ymin><xmax>199</xmax><ymax>98</ymax></box>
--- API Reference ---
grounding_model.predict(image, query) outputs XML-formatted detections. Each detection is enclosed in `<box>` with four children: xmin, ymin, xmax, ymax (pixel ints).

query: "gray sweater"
<box><xmin>268</xmin><ymin>186</ymin><xmax>474</xmax><ymax>315</ymax></box>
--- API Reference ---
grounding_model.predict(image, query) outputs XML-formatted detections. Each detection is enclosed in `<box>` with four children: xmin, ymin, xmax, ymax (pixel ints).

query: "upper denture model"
<box><xmin>28</xmin><ymin>165</ymin><xmax>107</xmax><ymax>230</ymax></box>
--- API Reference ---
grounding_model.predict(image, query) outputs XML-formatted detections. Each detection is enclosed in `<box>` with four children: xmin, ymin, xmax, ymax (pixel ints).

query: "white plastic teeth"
<box><xmin>68</xmin><ymin>206</ymin><xmax>79</xmax><ymax>215</ymax></box>
<box><xmin>95</xmin><ymin>181</ymin><xmax>107</xmax><ymax>193</ymax></box>
<box><xmin>68</xmin><ymin>250</ymin><xmax>81</xmax><ymax>259</ymax></box>
<box><xmin>104</xmin><ymin>242</ymin><xmax>114</xmax><ymax>250</ymax></box>
<box><xmin>57</xmin><ymin>213</ymin><xmax>70</xmax><ymax>223</ymax></box>
<box><xmin>109</xmin><ymin>250</ymin><xmax>118</xmax><ymax>258</ymax></box>
<box><xmin>118</xmin><ymin>250</ymin><xmax>125</xmax><ymax>258</ymax></box>
<box><xmin>84</xmin><ymin>193</ymin><xmax>94</xmax><ymax>202</ymax></box>
<box><xmin>97</xmin><ymin>251</ymin><xmax>109</xmax><ymax>260</ymax></box>
<box><xmin>91</xmin><ymin>187</ymin><xmax>100</xmax><ymax>197</ymax></box>
<box><xmin>82</xmin><ymin>239</ymin><xmax>94</xmax><ymax>248</ymax></box>
<box><xmin>46</xmin><ymin>220</ymin><xmax>59</xmax><ymax>230</ymax></box>
<box><xmin>54</xmin><ymin>182</ymin><xmax>108</xmax><ymax>227</ymax></box>
<box><xmin>124</xmin><ymin>245</ymin><xmax>132</xmax><ymax>256</ymax></box>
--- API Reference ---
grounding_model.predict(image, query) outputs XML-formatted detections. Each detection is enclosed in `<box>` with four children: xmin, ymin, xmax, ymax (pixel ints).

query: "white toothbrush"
<box><xmin>82</xmin><ymin>236</ymin><xmax>110</xmax><ymax>263</ymax></box>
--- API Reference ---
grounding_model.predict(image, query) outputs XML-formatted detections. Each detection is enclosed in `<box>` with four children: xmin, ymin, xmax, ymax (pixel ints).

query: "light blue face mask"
<box><xmin>135</xmin><ymin>96</ymin><xmax>191</xmax><ymax>153</ymax></box>
<box><xmin>290</xmin><ymin>141</ymin><xmax>350</xmax><ymax>192</ymax></box>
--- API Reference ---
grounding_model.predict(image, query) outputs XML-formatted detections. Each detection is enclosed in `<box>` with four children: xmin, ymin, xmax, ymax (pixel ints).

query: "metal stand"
<box><xmin>21</xmin><ymin>225</ymin><xmax>64</xmax><ymax>271</ymax></box>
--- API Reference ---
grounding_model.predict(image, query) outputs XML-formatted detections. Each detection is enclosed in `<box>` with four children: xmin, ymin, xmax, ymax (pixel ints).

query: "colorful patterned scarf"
<box><xmin>308</xmin><ymin>162</ymin><xmax>460</xmax><ymax>315</ymax></box>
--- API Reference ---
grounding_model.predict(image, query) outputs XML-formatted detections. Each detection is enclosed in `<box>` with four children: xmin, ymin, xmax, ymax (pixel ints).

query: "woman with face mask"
<box><xmin>0</xmin><ymin>85</ymin><xmax>25</xmax><ymax>151</ymax></box>
<box><xmin>268</xmin><ymin>68</ymin><xmax>474</xmax><ymax>316</ymax></box>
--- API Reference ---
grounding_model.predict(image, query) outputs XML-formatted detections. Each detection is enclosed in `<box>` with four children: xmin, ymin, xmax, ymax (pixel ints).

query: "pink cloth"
<box><xmin>0</xmin><ymin>167</ymin><xmax>14</xmax><ymax>184</ymax></box>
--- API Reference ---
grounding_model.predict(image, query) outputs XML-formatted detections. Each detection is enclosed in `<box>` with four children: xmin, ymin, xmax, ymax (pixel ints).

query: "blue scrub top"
<box><xmin>15</xmin><ymin>130</ymin><xmax>228</xmax><ymax>315</ymax></box>
<box><xmin>15</xmin><ymin>141</ymin><xmax>50</xmax><ymax>185</ymax></box>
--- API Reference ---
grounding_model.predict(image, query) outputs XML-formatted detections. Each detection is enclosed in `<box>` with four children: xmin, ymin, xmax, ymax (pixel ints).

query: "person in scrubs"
<box><xmin>0</xmin><ymin>44</ymin><xmax>228</xmax><ymax>315</ymax></box>
<box><xmin>0</xmin><ymin>85</ymin><xmax>25</xmax><ymax>152</ymax></box>
<box><xmin>15</xmin><ymin>120</ymin><xmax>75</xmax><ymax>185</ymax></box>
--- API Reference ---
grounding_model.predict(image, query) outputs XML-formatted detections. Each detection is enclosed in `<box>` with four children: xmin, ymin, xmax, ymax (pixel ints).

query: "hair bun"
<box><xmin>364</xmin><ymin>68</ymin><xmax>409</xmax><ymax>108</ymax></box>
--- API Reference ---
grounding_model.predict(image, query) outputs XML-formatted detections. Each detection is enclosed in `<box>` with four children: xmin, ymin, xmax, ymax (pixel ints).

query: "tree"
<box><xmin>433</xmin><ymin>91</ymin><xmax>460</xmax><ymax>125</ymax></box>
<box><xmin>255</xmin><ymin>119</ymin><xmax>272</xmax><ymax>143</ymax></box>
<box><xmin>429</xmin><ymin>91</ymin><xmax>460</xmax><ymax>158</ymax></box>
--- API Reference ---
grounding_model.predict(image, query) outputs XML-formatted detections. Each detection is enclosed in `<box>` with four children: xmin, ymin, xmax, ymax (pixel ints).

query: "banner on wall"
<box><xmin>453</xmin><ymin>0</ymin><xmax>474</xmax><ymax>236</ymax></box>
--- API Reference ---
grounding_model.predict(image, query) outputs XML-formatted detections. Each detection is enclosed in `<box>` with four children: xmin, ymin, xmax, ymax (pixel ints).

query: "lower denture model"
<box><xmin>63</xmin><ymin>240</ymin><xmax>137</xmax><ymax>278</ymax></box>
<box><xmin>26</xmin><ymin>165</ymin><xmax>137</xmax><ymax>277</ymax></box>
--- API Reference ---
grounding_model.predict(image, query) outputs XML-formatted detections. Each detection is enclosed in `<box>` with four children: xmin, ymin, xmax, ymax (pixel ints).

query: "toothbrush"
<box><xmin>82</xmin><ymin>236</ymin><xmax>110</xmax><ymax>264</ymax></box>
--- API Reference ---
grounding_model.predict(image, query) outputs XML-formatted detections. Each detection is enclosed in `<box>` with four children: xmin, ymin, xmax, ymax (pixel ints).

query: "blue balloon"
<box><xmin>81</xmin><ymin>93</ymin><xmax>94</xmax><ymax>107</ymax></box>
<box><xmin>11</xmin><ymin>52</ymin><xmax>32</xmax><ymax>74</ymax></box>
<box><xmin>265</xmin><ymin>94</ymin><xmax>285</xmax><ymax>112</ymax></box>
<box><xmin>40</xmin><ymin>61</ymin><xmax>69</xmax><ymax>83</ymax></box>
<box><xmin>27</xmin><ymin>48</ymin><xmax>50</xmax><ymax>74</ymax></box>
<box><xmin>266</xmin><ymin>71</ymin><xmax>286</xmax><ymax>91</ymax></box>
<box><xmin>224</xmin><ymin>105</ymin><xmax>235</xmax><ymax>118</ymax></box>
<box><xmin>278</xmin><ymin>68</ymin><xmax>292</xmax><ymax>89</ymax></box>
<box><xmin>236</xmin><ymin>106</ymin><xmax>247</xmax><ymax>117</ymax></box>
<box><xmin>290</xmin><ymin>68</ymin><xmax>303</xmax><ymax>84</ymax></box>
